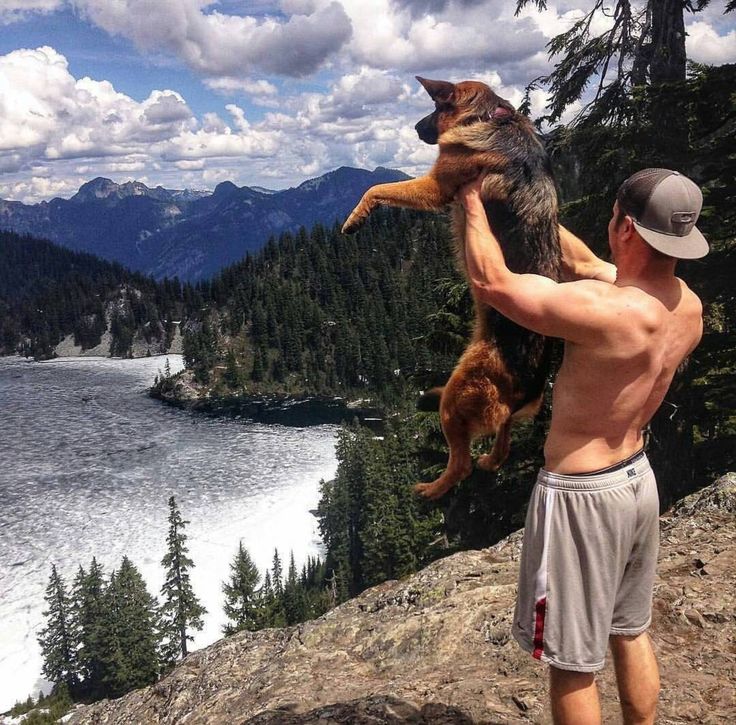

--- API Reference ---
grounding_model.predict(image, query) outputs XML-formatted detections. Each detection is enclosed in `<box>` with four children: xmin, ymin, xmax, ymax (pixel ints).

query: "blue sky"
<box><xmin>0</xmin><ymin>0</ymin><xmax>734</xmax><ymax>202</ymax></box>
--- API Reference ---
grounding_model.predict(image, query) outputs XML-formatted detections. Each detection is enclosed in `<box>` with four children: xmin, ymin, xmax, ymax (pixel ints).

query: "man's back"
<box><xmin>545</xmin><ymin>275</ymin><xmax>703</xmax><ymax>473</ymax></box>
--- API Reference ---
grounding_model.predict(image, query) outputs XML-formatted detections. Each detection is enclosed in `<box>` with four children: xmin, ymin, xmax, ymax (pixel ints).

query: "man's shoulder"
<box><xmin>564</xmin><ymin>278</ymin><xmax>633</xmax><ymax>307</ymax></box>
<box><xmin>562</xmin><ymin>279</ymin><xmax>660</xmax><ymax>336</ymax></box>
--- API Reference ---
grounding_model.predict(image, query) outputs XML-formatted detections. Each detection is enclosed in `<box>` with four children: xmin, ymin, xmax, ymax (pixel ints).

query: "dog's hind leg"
<box><xmin>342</xmin><ymin>177</ymin><xmax>448</xmax><ymax>234</ymax></box>
<box><xmin>477</xmin><ymin>419</ymin><xmax>512</xmax><ymax>472</ymax></box>
<box><xmin>414</xmin><ymin>419</ymin><xmax>473</xmax><ymax>500</ymax></box>
<box><xmin>477</xmin><ymin>393</ymin><xmax>544</xmax><ymax>472</ymax></box>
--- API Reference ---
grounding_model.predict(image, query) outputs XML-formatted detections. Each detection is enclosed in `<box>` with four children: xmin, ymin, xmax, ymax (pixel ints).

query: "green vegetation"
<box><xmin>6</xmin><ymin>686</ymin><xmax>73</xmax><ymax>724</ymax></box>
<box><xmin>158</xmin><ymin>209</ymin><xmax>460</xmax><ymax>404</ymax></box>
<box><xmin>221</xmin><ymin>547</ymin><xmax>331</xmax><ymax>633</ymax></box>
<box><xmin>317</xmin><ymin>421</ymin><xmax>445</xmax><ymax>601</ymax></box>
<box><xmin>32</xmin><ymin>499</ymin><xmax>332</xmax><ymax>713</ymax></box>
<box><xmin>0</xmin><ymin>231</ymin><xmax>188</xmax><ymax>360</ymax></box>
<box><xmin>35</xmin><ymin>556</ymin><xmax>160</xmax><ymax>710</ymax></box>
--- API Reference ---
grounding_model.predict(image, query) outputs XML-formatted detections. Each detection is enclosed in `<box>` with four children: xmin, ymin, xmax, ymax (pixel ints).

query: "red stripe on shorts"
<box><xmin>532</xmin><ymin>596</ymin><xmax>547</xmax><ymax>659</ymax></box>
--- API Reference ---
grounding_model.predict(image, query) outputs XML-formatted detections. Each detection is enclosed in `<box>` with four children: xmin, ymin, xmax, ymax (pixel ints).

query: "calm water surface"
<box><xmin>0</xmin><ymin>355</ymin><xmax>338</xmax><ymax>709</ymax></box>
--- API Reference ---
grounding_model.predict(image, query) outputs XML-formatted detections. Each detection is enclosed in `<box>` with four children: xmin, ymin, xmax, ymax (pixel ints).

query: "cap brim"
<box><xmin>632</xmin><ymin>220</ymin><xmax>709</xmax><ymax>260</ymax></box>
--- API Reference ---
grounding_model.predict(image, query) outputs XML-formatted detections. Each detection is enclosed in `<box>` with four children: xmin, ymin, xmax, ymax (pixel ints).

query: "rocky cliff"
<box><xmin>68</xmin><ymin>474</ymin><xmax>736</xmax><ymax>724</ymax></box>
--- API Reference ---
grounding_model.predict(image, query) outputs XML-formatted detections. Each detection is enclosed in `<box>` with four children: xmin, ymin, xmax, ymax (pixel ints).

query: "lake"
<box><xmin>0</xmin><ymin>355</ymin><xmax>338</xmax><ymax>711</ymax></box>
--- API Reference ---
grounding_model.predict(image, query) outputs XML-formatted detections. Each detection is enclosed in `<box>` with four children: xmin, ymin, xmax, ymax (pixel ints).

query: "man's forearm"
<box><xmin>558</xmin><ymin>224</ymin><xmax>615</xmax><ymax>282</ymax></box>
<box><xmin>463</xmin><ymin>194</ymin><xmax>514</xmax><ymax>296</ymax></box>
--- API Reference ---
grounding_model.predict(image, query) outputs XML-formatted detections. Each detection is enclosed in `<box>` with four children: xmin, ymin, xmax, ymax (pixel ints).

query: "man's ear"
<box><xmin>622</xmin><ymin>214</ymin><xmax>637</xmax><ymax>240</ymax></box>
<box><xmin>416</xmin><ymin>76</ymin><xmax>454</xmax><ymax>103</ymax></box>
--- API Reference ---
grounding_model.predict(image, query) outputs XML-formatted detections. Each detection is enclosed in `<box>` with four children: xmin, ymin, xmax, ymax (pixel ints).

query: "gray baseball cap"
<box><xmin>617</xmin><ymin>168</ymin><xmax>709</xmax><ymax>259</ymax></box>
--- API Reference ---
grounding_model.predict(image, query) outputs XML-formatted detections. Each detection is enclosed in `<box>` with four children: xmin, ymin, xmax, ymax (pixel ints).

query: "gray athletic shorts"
<box><xmin>512</xmin><ymin>450</ymin><xmax>659</xmax><ymax>672</ymax></box>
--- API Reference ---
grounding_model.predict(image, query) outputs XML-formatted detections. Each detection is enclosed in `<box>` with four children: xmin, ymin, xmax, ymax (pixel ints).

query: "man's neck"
<box><xmin>614</xmin><ymin>250</ymin><xmax>678</xmax><ymax>292</ymax></box>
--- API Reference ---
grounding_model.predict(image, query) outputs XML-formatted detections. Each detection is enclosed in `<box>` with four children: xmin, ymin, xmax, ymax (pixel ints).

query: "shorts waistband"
<box><xmin>538</xmin><ymin>449</ymin><xmax>650</xmax><ymax>491</ymax></box>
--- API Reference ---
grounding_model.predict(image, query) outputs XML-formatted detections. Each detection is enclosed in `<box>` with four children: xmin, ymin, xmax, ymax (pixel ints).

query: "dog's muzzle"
<box><xmin>415</xmin><ymin>113</ymin><xmax>438</xmax><ymax>145</ymax></box>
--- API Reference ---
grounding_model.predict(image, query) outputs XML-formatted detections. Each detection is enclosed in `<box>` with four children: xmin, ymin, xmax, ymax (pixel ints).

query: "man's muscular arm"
<box><xmin>558</xmin><ymin>224</ymin><xmax>617</xmax><ymax>284</ymax></box>
<box><xmin>461</xmin><ymin>182</ymin><xmax>617</xmax><ymax>344</ymax></box>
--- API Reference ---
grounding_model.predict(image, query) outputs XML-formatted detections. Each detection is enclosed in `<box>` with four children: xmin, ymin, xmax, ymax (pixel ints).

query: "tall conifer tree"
<box><xmin>271</xmin><ymin>549</ymin><xmax>283</xmax><ymax>600</ymax></box>
<box><xmin>100</xmin><ymin>558</ymin><xmax>160</xmax><ymax>695</ymax></box>
<box><xmin>222</xmin><ymin>542</ymin><xmax>261</xmax><ymax>635</ymax></box>
<box><xmin>160</xmin><ymin>496</ymin><xmax>206</xmax><ymax>664</ymax></box>
<box><xmin>38</xmin><ymin>564</ymin><xmax>79</xmax><ymax>696</ymax></box>
<box><xmin>282</xmin><ymin>551</ymin><xmax>307</xmax><ymax>625</ymax></box>
<box><xmin>70</xmin><ymin>558</ymin><xmax>107</xmax><ymax>698</ymax></box>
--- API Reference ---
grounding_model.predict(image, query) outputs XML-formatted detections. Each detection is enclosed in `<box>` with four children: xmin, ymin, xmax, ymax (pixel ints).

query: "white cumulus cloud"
<box><xmin>0</xmin><ymin>46</ymin><xmax>285</xmax><ymax>200</ymax></box>
<box><xmin>0</xmin><ymin>0</ymin><xmax>63</xmax><ymax>24</ymax></box>
<box><xmin>686</xmin><ymin>20</ymin><xmax>736</xmax><ymax>65</ymax></box>
<box><xmin>72</xmin><ymin>0</ymin><xmax>352</xmax><ymax>77</ymax></box>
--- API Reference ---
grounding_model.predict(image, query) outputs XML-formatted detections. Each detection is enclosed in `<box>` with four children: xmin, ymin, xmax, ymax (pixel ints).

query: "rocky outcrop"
<box><xmin>69</xmin><ymin>475</ymin><xmax>736</xmax><ymax>724</ymax></box>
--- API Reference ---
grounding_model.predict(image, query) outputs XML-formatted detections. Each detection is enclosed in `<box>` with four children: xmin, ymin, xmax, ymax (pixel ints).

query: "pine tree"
<box><xmin>282</xmin><ymin>551</ymin><xmax>307</xmax><ymax>625</ymax></box>
<box><xmin>224</xmin><ymin>348</ymin><xmax>242</xmax><ymax>389</ymax></box>
<box><xmin>259</xmin><ymin>569</ymin><xmax>277</xmax><ymax>627</ymax></box>
<box><xmin>266</xmin><ymin>550</ymin><xmax>286</xmax><ymax>626</ymax></box>
<box><xmin>222</xmin><ymin>542</ymin><xmax>261</xmax><ymax>635</ymax></box>
<box><xmin>251</xmin><ymin>344</ymin><xmax>266</xmax><ymax>382</ymax></box>
<box><xmin>96</xmin><ymin>570</ymin><xmax>129</xmax><ymax>697</ymax></box>
<box><xmin>101</xmin><ymin>557</ymin><xmax>161</xmax><ymax>695</ymax></box>
<box><xmin>70</xmin><ymin>558</ymin><xmax>107</xmax><ymax>698</ymax></box>
<box><xmin>160</xmin><ymin>496</ymin><xmax>206</xmax><ymax>665</ymax></box>
<box><xmin>38</xmin><ymin>564</ymin><xmax>79</xmax><ymax>696</ymax></box>
<box><xmin>271</xmin><ymin>549</ymin><xmax>283</xmax><ymax>600</ymax></box>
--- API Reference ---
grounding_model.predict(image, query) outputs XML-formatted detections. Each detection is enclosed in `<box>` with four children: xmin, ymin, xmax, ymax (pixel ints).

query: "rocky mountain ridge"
<box><xmin>0</xmin><ymin>167</ymin><xmax>410</xmax><ymax>281</ymax></box>
<box><xmin>66</xmin><ymin>473</ymin><xmax>736</xmax><ymax>724</ymax></box>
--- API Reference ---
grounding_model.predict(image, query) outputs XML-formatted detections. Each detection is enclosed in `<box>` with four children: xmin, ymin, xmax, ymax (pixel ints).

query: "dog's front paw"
<box><xmin>341</xmin><ymin>213</ymin><xmax>364</xmax><ymax>235</ymax></box>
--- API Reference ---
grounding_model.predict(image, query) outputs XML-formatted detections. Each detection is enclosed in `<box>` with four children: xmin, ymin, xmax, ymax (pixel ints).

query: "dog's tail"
<box><xmin>417</xmin><ymin>386</ymin><xmax>444</xmax><ymax>412</ymax></box>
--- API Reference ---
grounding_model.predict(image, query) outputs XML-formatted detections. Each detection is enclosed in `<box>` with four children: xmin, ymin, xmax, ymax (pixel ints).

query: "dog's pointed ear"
<box><xmin>416</xmin><ymin>76</ymin><xmax>455</xmax><ymax>103</ymax></box>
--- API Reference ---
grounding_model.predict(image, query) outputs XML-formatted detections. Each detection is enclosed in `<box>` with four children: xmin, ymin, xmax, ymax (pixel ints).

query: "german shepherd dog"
<box><xmin>342</xmin><ymin>77</ymin><xmax>561</xmax><ymax>500</ymax></box>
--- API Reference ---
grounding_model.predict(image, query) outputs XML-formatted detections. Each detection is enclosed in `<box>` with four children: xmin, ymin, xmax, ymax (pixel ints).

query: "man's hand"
<box><xmin>456</xmin><ymin>176</ymin><xmax>484</xmax><ymax>209</ymax></box>
<box><xmin>558</xmin><ymin>225</ymin><xmax>617</xmax><ymax>284</ymax></box>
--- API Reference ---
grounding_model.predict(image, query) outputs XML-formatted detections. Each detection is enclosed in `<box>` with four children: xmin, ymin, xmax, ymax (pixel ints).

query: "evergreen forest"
<box><xmin>0</xmin><ymin>231</ymin><xmax>190</xmax><ymax>360</ymax></box>
<box><xmin>26</xmin><ymin>496</ymin><xmax>331</xmax><ymax>717</ymax></box>
<box><xmin>170</xmin><ymin>209</ymin><xmax>461</xmax><ymax>403</ymax></box>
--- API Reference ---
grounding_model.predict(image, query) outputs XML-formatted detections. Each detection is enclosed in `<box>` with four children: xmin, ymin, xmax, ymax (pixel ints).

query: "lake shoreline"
<box><xmin>150</xmin><ymin>386</ymin><xmax>385</xmax><ymax>427</ymax></box>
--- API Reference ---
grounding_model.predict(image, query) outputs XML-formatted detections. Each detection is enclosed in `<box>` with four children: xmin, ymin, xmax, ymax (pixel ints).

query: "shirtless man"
<box><xmin>459</xmin><ymin>168</ymin><xmax>707</xmax><ymax>725</ymax></box>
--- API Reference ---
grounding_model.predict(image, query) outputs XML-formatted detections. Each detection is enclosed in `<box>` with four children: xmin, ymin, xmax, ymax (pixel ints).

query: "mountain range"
<box><xmin>0</xmin><ymin>167</ymin><xmax>410</xmax><ymax>281</ymax></box>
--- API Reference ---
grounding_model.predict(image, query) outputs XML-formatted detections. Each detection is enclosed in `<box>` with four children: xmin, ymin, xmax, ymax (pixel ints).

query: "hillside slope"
<box><xmin>67</xmin><ymin>474</ymin><xmax>736</xmax><ymax>724</ymax></box>
<box><xmin>0</xmin><ymin>231</ymin><xmax>186</xmax><ymax>359</ymax></box>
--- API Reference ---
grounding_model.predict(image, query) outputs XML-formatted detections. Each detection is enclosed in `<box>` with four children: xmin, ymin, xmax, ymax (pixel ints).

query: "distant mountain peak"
<box><xmin>0</xmin><ymin>165</ymin><xmax>415</xmax><ymax>281</ymax></box>
<box><xmin>72</xmin><ymin>177</ymin><xmax>117</xmax><ymax>201</ymax></box>
<box><xmin>212</xmin><ymin>180</ymin><xmax>240</xmax><ymax>198</ymax></box>
<box><xmin>71</xmin><ymin>178</ymin><xmax>176</xmax><ymax>204</ymax></box>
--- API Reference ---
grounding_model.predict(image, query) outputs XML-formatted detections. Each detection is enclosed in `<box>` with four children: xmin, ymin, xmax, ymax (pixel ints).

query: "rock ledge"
<box><xmin>70</xmin><ymin>475</ymin><xmax>736</xmax><ymax>724</ymax></box>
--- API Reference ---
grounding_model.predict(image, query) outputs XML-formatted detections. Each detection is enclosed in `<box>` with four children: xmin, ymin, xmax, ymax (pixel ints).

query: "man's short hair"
<box><xmin>616</xmin><ymin>169</ymin><xmax>709</xmax><ymax>259</ymax></box>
